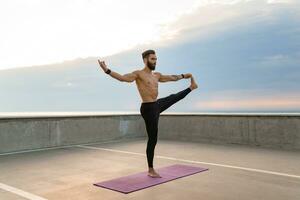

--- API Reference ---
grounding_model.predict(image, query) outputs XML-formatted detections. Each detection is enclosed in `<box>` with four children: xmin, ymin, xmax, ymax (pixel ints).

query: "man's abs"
<box><xmin>137</xmin><ymin>85</ymin><xmax>158</xmax><ymax>102</ymax></box>
<box><xmin>135</xmin><ymin>71</ymin><xmax>160</xmax><ymax>103</ymax></box>
<box><xmin>135</xmin><ymin>81</ymin><xmax>158</xmax><ymax>102</ymax></box>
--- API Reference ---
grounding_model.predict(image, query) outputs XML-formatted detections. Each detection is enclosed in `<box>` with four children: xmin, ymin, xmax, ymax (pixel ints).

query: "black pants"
<box><xmin>140</xmin><ymin>87</ymin><xmax>192</xmax><ymax>168</ymax></box>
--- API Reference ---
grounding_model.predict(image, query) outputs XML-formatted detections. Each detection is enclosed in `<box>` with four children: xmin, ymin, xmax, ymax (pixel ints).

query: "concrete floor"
<box><xmin>0</xmin><ymin>138</ymin><xmax>299</xmax><ymax>200</ymax></box>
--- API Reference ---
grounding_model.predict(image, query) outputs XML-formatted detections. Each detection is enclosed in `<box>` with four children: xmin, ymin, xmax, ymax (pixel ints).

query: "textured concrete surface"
<box><xmin>0</xmin><ymin>138</ymin><xmax>299</xmax><ymax>200</ymax></box>
<box><xmin>0</xmin><ymin>114</ymin><xmax>146</xmax><ymax>154</ymax></box>
<box><xmin>158</xmin><ymin>114</ymin><xmax>300</xmax><ymax>150</ymax></box>
<box><xmin>0</xmin><ymin>112</ymin><xmax>300</xmax><ymax>154</ymax></box>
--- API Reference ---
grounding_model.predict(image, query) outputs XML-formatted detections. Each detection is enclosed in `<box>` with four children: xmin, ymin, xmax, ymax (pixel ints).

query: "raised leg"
<box><xmin>157</xmin><ymin>87</ymin><xmax>192</xmax><ymax>113</ymax></box>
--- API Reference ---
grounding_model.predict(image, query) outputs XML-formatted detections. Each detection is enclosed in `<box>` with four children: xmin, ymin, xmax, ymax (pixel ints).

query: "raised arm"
<box><xmin>98</xmin><ymin>59</ymin><xmax>138</xmax><ymax>82</ymax></box>
<box><xmin>155</xmin><ymin>72</ymin><xmax>192</xmax><ymax>82</ymax></box>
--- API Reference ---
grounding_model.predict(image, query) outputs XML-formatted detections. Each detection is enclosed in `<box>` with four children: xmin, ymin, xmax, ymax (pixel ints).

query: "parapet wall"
<box><xmin>158</xmin><ymin>113</ymin><xmax>300</xmax><ymax>150</ymax></box>
<box><xmin>0</xmin><ymin>112</ymin><xmax>299</xmax><ymax>154</ymax></box>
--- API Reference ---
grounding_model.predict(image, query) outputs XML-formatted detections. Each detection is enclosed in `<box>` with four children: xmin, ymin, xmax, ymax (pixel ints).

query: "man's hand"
<box><xmin>97</xmin><ymin>59</ymin><xmax>108</xmax><ymax>73</ymax></box>
<box><xmin>184</xmin><ymin>73</ymin><xmax>192</xmax><ymax>79</ymax></box>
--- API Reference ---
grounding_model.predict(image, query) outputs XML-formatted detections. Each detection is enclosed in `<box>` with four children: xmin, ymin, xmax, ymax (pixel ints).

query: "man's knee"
<box><xmin>148</xmin><ymin>136</ymin><xmax>157</xmax><ymax>143</ymax></box>
<box><xmin>147</xmin><ymin>137</ymin><xmax>157</xmax><ymax>146</ymax></box>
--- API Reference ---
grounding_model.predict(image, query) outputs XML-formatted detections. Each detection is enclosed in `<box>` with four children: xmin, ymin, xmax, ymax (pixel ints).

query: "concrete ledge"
<box><xmin>1</xmin><ymin>111</ymin><xmax>300</xmax><ymax>119</ymax></box>
<box><xmin>0</xmin><ymin>112</ymin><xmax>299</xmax><ymax>154</ymax></box>
<box><xmin>0</xmin><ymin>114</ymin><xmax>146</xmax><ymax>154</ymax></box>
<box><xmin>158</xmin><ymin>115</ymin><xmax>300</xmax><ymax>151</ymax></box>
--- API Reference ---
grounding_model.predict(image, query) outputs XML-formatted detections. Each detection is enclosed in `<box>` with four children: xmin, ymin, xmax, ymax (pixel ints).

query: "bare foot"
<box><xmin>148</xmin><ymin>168</ymin><xmax>162</xmax><ymax>178</ymax></box>
<box><xmin>189</xmin><ymin>76</ymin><xmax>198</xmax><ymax>90</ymax></box>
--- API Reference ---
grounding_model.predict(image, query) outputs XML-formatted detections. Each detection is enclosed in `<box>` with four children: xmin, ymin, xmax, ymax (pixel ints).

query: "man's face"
<box><xmin>146</xmin><ymin>54</ymin><xmax>157</xmax><ymax>71</ymax></box>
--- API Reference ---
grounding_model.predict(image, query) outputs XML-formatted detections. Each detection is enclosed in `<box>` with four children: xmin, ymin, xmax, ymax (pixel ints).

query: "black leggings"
<box><xmin>140</xmin><ymin>87</ymin><xmax>192</xmax><ymax>168</ymax></box>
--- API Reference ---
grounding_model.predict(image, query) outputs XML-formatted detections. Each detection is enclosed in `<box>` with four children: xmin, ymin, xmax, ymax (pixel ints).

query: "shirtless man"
<box><xmin>97</xmin><ymin>49</ymin><xmax>198</xmax><ymax>178</ymax></box>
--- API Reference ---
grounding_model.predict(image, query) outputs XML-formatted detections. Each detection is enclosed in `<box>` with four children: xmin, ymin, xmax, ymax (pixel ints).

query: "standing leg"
<box><xmin>144</xmin><ymin>115</ymin><xmax>158</xmax><ymax>169</ymax></box>
<box><xmin>140</xmin><ymin>103</ymin><xmax>161</xmax><ymax>177</ymax></box>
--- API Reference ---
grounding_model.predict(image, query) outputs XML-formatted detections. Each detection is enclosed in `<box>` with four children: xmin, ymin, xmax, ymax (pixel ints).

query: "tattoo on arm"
<box><xmin>171</xmin><ymin>75</ymin><xmax>181</xmax><ymax>81</ymax></box>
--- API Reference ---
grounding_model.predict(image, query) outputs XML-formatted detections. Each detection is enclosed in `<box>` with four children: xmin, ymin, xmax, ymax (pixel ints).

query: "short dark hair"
<box><xmin>142</xmin><ymin>49</ymin><xmax>155</xmax><ymax>59</ymax></box>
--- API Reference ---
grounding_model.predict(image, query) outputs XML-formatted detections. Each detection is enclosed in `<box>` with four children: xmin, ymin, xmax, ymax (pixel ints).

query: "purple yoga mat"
<box><xmin>93</xmin><ymin>164</ymin><xmax>209</xmax><ymax>194</ymax></box>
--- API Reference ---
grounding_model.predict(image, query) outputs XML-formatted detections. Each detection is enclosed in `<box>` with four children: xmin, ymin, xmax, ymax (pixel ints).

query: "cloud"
<box><xmin>0</xmin><ymin>0</ymin><xmax>200</xmax><ymax>70</ymax></box>
<box><xmin>256</xmin><ymin>52</ymin><xmax>300</xmax><ymax>67</ymax></box>
<box><xmin>197</xmin><ymin>98</ymin><xmax>300</xmax><ymax>110</ymax></box>
<box><xmin>154</xmin><ymin>0</ymin><xmax>300</xmax><ymax>47</ymax></box>
<box><xmin>267</xmin><ymin>0</ymin><xmax>296</xmax><ymax>3</ymax></box>
<box><xmin>195</xmin><ymin>89</ymin><xmax>300</xmax><ymax>110</ymax></box>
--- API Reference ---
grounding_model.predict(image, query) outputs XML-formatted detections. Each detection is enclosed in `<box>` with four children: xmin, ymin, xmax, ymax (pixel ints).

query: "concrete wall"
<box><xmin>158</xmin><ymin>114</ymin><xmax>300</xmax><ymax>151</ymax></box>
<box><xmin>0</xmin><ymin>114</ymin><xmax>146</xmax><ymax>154</ymax></box>
<box><xmin>0</xmin><ymin>112</ymin><xmax>299</xmax><ymax>154</ymax></box>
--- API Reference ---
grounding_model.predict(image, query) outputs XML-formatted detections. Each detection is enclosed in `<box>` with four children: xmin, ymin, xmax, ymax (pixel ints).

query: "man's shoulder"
<box><xmin>132</xmin><ymin>69</ymin><xmax>141</xmax><ymax>76</ymax></box>
<box><xmin>153</xmin><ymin>71</ymin><xmax>162</xmax><ymax>76</ymax></box>
<box><xmin>132</xmin><ymin>69</ymin><xmax>140</xmax><ymax>73</ymax></box>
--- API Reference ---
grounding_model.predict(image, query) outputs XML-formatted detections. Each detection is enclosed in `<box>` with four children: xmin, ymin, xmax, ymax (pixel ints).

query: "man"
<box><xmin>97</xmin><ymin>49</ymin><xmax>198</xmax><ymax>178</ymax></box>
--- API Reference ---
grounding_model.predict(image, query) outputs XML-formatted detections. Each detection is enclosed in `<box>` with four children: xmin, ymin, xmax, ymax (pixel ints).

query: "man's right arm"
<box><xmin>107</xmin><ymin>70</ymin><xmax>138</xmax><ymax>82</ymax></box>
<box><xmin>98</xmin><ymin>59</ymin><xmax>138</xmax><ymax>82</ymax></box>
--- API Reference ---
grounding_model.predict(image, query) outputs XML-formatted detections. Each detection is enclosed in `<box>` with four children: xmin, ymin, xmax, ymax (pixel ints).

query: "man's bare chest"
<box><xmin>138</xmin><ymin>73</ymin><xmax>158</xmax><ymax>86</ymax></box>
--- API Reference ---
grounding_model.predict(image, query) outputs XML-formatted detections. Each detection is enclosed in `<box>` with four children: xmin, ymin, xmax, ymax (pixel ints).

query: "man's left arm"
<box><xmin>156</xmin><ymin>72</ymin><xmax>192</xmax><ymax>82</ymax></box>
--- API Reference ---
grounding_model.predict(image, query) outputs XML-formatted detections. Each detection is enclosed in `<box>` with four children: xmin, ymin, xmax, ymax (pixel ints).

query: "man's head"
<box><xmin>142</xmin><ymin>49</ymin><xmax>157</xmax><ymax>71</ymax></box>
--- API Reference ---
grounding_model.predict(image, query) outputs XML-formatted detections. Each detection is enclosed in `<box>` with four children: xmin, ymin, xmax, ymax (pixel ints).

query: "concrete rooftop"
<box><xmin>0</xmin><ymin>137</ymin><xmax>299</xmax><ymax>200</ymax></box>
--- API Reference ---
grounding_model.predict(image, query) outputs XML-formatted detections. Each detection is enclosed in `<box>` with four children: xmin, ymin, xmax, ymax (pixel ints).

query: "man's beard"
<box><xmin>147</xmin><ymin>61</ymin><xmax>156</xmax><ymax>70</ymax></box>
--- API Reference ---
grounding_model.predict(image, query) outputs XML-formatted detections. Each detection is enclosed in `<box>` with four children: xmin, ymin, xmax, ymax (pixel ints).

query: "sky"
<box><xmin>0</xmin><ymin>0</ymin><xmax>201</xmax><ymax>70</ymax></box>
<box><xmin>0</xmin><ymin>0</ymin><xmax>299</xmax><ymax>112</ymax></box>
